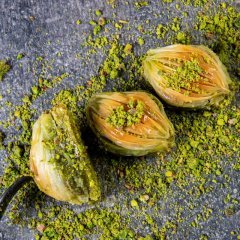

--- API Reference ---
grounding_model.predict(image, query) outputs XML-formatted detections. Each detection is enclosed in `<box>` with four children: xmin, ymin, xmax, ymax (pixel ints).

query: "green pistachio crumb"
<box><xmin>138</xmin><ymin>37</ymin><xmax>145</xmax><ymax>46</ymax></box>
<box><xmin>98</xmin><ymin>17</ymin><xmax>106</xmax><ymax>26</ymax></box>
<box><xmin>0</xmin><ymin>130</ymin><xmax>5</xmax><ymax>149</ymax></box>
<box><xmin>95</xmin><ymin>10</ymin><xmax>102</xmax><ymax>16</ymax></box>
<box><xmin>17</xmin><ymin>53</ymin><xmax>24</xmax><ymax>60</ymax></box>
<box><xmin>131</xmin><ymin>199</ymin><xmax>139</xmax><ymax>208</ymax></box>
<box><xmin>76</xmin><ymin>19</ymin><xmax>81</xmax><ymax>25</ymax></box>
<box><xmin>0</xmin><ymin>60</ymin><xmax>10</xmax><ymax>81</ymax></box>
<box><xmin>124</xmin><ymin>43</ymin><xmax>133</xmax><ymax>55</ymax></box>
<box><xmin>89</xmin><ymin>20</ymin><xmax>96</xmax><ymax>26</ymax></box>
<box><xmin>107</xmin><ymin>99</ymin><xmax>144</xmax><ymax>128</ymax></box>
<box><xmin>93</xmin><ymin>25</ymin><xmax>101</xmax><ymax>35</ymax></box>
<box><xmin>162</xmin><ymin>58</ymin><xmax>206</xmax><ymax>94</ymax></box>
<box><xmin>165</xmin><ymin>171</ymin><xmax>173</xmax><ymax>177</ymax></box>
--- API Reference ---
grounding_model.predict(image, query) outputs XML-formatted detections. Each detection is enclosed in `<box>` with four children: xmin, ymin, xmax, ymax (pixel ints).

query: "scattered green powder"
<box><xmin>114</xmin><ymin>22</ymin><xmax>122</xmax><ymax>30</ymax></box>
<box><xmin>89</xmin><ymin>20</ymin><xmax>96</xmax><ymax>26</ymax></box>
<box><xmin>100</xmin><ymin>43</ymin><xmax>125</xmax><ymax>80</ymax></box>
<box><xmin>176</xmin><ymin>31</ymin><xmax>190</xmax><ymax>44</ymax></box>
<box><xmin>106</xmin><ymin>99</ymin><xmax>145</xmax><ymax>128</ymax></box>
<box><xmin>123</xmin><ymin>43</ymin><xmax>132</xmax><ymax>55</ymax></box>
<box><xmin>171</xmin><ymin>17</ymin><xmax>181</xmax><ymax>32</ymax></box>
<box><xmin>0</xmin><ymin>60</ymin><xmax>10</xmax><ymax>81</ymax></box>
<box><xmin>163</xmin><ymin>0</ymin><xmax>208</xmax><ymax>6</ymax></box>
<box><xmin>162</xmin><ymin>0</ymin><xmax>174</xmax><ymax>3</ymax></box>
<box><xmin>0</xmin><ymin>1</ymin><xmax>239</xmax><ymax>239</ymax></box>
<box><xmin>196</xmin><ymin>5</ymin><xmax>239</xmax><ymax>72</ymax></box>
<box><xmin>0</xmin><ymin>130</ymin><xmax>5</xmax><ymax>150</ymax></box>
<box><xmin>98</xmin><ymin>17</ymin><xmax>106</xmax><ymax>26</ymax></box>
<box><xmin>33</xmin><ymin>207</ymin><xmax>135</xmax><ymax>240</ymax></box>
<box><xmin>134</xmin><ymin>1</ymin><xmax>149</xmax><ymax>9</ymax></box>
<box><xmin>76</xmin><ymin>19</ymin><xmax>81</xmax><ymax>25</ymax></box>
<box><xmin>95</xmin><ymin>9</ymin><xmax>102</xmax><ymax>16</ymax></box>
<box><xmin>156</xmin><ymin>24</ymin><xmax>168</xmax><ymax>39</ymax></box>
<box><xmin>138</xmin><ymin>37</ymin><xmax>145</xmax><ymax>46</ymax></box>
<box><xmin>93</xmin><ymin>25</ymin><xmax>101</xmax><ymax>35</ymax></box>
<box><xmin>16</xmin><ymin>53</ymin><xmax>24</xmax><ymax>60</ymax></box>
<box><xmin>130</xmin><ymin>199</ymin><xmax>139</xmax><ymax>208</ymax></box>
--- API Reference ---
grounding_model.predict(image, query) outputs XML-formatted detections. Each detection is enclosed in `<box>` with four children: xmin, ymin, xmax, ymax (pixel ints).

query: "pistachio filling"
<box><xmin>30</xmin><ymin>105</ymin><xmax>101</xmax><ymax>204</ymax></box>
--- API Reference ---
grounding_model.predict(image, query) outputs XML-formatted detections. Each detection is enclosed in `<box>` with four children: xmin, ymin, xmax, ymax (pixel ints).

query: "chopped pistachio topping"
<box><xmin>162</xmin><ymin>58</ymin><xmax>206</xmax><ymax>94</ymax></box>
<box><xmin>106</xmin><ymin>99</ymin><xmax>144</xmax><ymax>128</ymax></box>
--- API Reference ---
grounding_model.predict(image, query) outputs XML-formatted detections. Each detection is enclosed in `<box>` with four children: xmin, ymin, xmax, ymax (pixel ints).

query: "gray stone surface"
<box><xmin>0</xmin><ymin>0</ymin><xmax>239</xmax><ymax>239</ymax></box>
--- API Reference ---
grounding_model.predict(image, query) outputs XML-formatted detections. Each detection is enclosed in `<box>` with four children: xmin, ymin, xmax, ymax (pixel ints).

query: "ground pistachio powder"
<box><xmin>162</xmin><ymin>58</ymin><xmax>207</xmax><ymax>94</ymax></box>
<box><xmin>106</xmin><ymin>99</ymin><xmax>145</xmax><ymax>128</ymax></box>
<box><xmin>0</xmin><ymin>60</ymin><xmax>11</xmax><ymax>81</ymax></box>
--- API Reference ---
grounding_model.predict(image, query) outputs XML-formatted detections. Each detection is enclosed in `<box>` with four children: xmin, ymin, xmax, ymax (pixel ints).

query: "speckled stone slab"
<box><xmin>0</xmin><ymin>0</ymin><xmax>239</xmax><ymax>239</ymax></box>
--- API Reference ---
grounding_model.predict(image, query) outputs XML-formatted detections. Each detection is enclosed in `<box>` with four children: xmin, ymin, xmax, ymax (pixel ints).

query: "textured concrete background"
<box><xmin>0</xmin><ymin>0</ymin><xmax>239</xmax><ymax>239</ymax></box>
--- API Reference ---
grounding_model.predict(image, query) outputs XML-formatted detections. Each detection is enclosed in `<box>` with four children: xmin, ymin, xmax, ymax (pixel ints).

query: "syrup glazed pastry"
<box><xmin>30</xmin><ymin>105</ymin><xmax>101</xmax><ymax>204</ymax></box>
<box><xmin>142</xmin><ymin>44</ymin><xmax>231</xmax><ymax>109</ymax></box>
<box><xmin>86</xmin><ymin>91</ymin><xmax>175</xmax><ymax>156</ymax></box>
